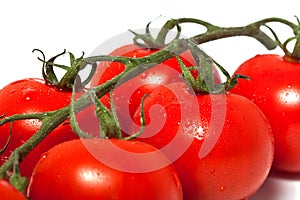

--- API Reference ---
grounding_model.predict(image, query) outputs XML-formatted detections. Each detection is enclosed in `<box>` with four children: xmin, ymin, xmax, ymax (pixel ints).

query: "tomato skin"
<box><xmin>0</xmin><ymin>78</ymin><xmax>78</xmax><ymax>178</ymax></box>
<box><xmin>90</xmin><ymin>44</ymin><xmax>221</xmax><ymax>133</ymax></box>
<box><xmin>0</xmin><ymin>179</ymin><xmax>27</xmax><ymax>200</ymax></box>
<box><xmin>27</xmin><ymin>139</ymin><xmax>183</xmax><ymax>200</ymax></box>
<box><xmin>231</xmin><ymin>54</ymin><xmax>300</xmax><ymax>173</ymax></box>
<box><xmin>132</xmin><ymin>82</ymin><xmax>274</xmax><ymax>200</ymax></box>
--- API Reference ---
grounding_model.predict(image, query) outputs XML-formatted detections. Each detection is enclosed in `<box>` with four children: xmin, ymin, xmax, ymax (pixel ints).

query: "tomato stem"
<box><xmin>290</xmin><ymin>17</ymin><xmax>300</xmax><ymax>61</ymax></box>
<box><xmin>8</xmin><ymin>150</ymin><xmax>28</xmax><ymax>193</ymax></box>
<box><xmin>253</xmin><ymin>17</ymin><xmax>300</xmax><ymax>62</ymax></box>
<box><xmin>144</xmin><ymin>17</ymin><xmax>279</xmax><ymax>50</ymax></box>
<box><xmin>123</xmin><ymin>94</ymin><xmax>148</xmax><ymax>141</ymax></box>
<box><xmin>33</xmin><ymin>49</ymin><xmax>96</xmax><ymax>90</ymax></box>
<box><xmin>177</xmin><ymin>41</ymin><xmax>250</xmax><ymax>94</ymax></box>
<box><xmin>0</xmin><ymin>123</ymin><xmax>12</xmax><ymax>154</ymax></box>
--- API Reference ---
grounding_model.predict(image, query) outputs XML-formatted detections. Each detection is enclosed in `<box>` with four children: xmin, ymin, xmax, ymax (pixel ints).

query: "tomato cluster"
<box><xmin>0</xmin><ymin>17</ymin><xmax>299</xmax><ymax>200</ymax></box>
<box><xmin>88</xmin><ymin>45</ymin><xmax>274</xmax><ymax>200</ymax></box>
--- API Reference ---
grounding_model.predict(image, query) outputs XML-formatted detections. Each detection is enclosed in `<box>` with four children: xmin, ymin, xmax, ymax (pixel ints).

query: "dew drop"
<box><xmin>210</xmin><ymin>169</ymin><xmax>216</xmax><ymax>176</ymax></box>
<box><xmin>219</xmin><ymin>186</ymin><xmax>226</xmax><ymax>192</ymax></box>
<box><xmin>10</xmin><ymin>90</ymin><xmax>16</xmax><ymax>94</ymax></box>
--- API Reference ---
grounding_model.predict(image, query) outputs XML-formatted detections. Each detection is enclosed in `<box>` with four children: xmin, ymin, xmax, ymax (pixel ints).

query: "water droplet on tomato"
<box><xmin>21</xmin><ymin>86</ymin><xmax>38</xmax><ymax>101</ymax></box>
<box><xmin>1</xmin><ymin>156</ymin><xmax>9</xmax><ymax>163</ymax></box>
<box><xmin>10</xmin><ymin>90</ymin><xmax>16</xmax><ymax>94</ymax></box>
<box><xmin>210</xmin><ymin>169</ymin><xmax>216</xmax><ymax>176</ymax></box>
<box><xmin>184</xmin><ymin>121</ymin><xmax>205</xmax><ymax>141</ymax></box>
<box><xmin>219</xmin><ymin>186</ymin><xmax>226</xmax><ymax>192</ymax></box>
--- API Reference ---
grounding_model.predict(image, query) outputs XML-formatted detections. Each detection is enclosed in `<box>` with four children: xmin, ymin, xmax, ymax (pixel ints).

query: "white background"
<box><xmin>0</xmin><ymin>0</ymin><xmax>299</xmax><ymax>199</ymax></box>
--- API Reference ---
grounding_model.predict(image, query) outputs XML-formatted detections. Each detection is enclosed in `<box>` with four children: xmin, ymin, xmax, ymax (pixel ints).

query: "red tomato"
<box><xmin>0</xmin><ymin>179</ymin><xmax>27</xmax><ymax>200</ymax></box>
<box><xmin>0</xmin><ymin>78</ymin><xmax>78</xmax><ymax>178</ymax></box>
<box><xmin>132</xmin><ymin>82</ymin><xmax>274</xmax><ymax>200</ymax></box>
<box><xmin>90</xmin><ymin>44</ymin><xmax>221</xmax><ymax>134</ymax></box>
<box><xmin>231</xmin><ymin>54</ymin><xmax>300</xmax><ymax>173</ymax></box>
<box><xmin>27</xmin><ymin>139</ymin><xmax>183</xmax><ymax>200</ymax></box>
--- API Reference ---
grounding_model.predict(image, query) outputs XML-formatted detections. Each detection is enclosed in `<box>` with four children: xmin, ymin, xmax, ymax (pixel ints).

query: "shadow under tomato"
<box><xmin>250</xmin><ymin>170</ymin><xmax>300</xmax><ymax>200</ymax></box>
<box><xmin>270</xmin><ymin>169</ymin><xmax>300</xmax><ymax>180</ymax></box>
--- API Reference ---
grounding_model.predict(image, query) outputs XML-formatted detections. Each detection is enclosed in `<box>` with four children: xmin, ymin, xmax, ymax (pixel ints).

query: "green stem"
<box><xmin>0</xmin><ymin>107</ymin><xmax>69</xmax><ymax>178</ymax></box>
<box><xmin>156</xmin><ymin>18</ymin><xmax>279</xmax><ymax>50</ymax></box>
<box><xmin>0</xmin><ymin>113</ymin><xmax>46</xmax><ymax>125</ymax></box>
<box><xmin>291</xmin><ymin>18</ymin><xmax>300</xmax><ymax>61</ymax></box>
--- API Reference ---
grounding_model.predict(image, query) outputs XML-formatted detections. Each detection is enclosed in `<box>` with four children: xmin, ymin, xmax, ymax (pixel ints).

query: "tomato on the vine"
<box><xmin>90</xmin><ymin>44</ymin><xmax>221</xmax><ymax>133</ymax></box>
<box><xmin>0</xmin><ymin>179</ymin><xmax>27</xmax><ymax>200</ymax></box>
<box><xmin>231</xmin><ymin>54</ymin><xmax>300</xmax><ymax>173</ymax></box>
<box><xmin>0</xmin><ymin>78</ymin><xmax>78</xmax><ymax>178</ymax></box>
<box><xmin>131</xmin><ymin>82</ymin><xmax>274</xmax><ymax>200</ymax></box>
<box><xmin>27</xmin><ymin>138</ymin><xmax>183</xmax><ymax>200</ymax></box>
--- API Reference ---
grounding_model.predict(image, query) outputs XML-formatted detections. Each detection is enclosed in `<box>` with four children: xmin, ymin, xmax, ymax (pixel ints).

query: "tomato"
<box><xmin>0</xmin><ymin>179</ymin><xmax>27</xmax><ymax>200</ymax></box>
<box><xmin>0</xmin><ymin>78</ymin><xmax>78</xmax><ymax>178</ymax></box>
<box><xmin>230</xmin><ymin>54</ymin><xmax>300</xmax><ymax>173</ymax></box>
<box><xmin>27</xmin><ymin>138</ymin><xmax>183</xmax><ymax>200</ymax></box>
<box><xmin>90</xmin><ymin>44</ymin><xmax>221</xmax><ymax>134</ymax></box>
<box><xmin>131</xmin><ymin>82</ymin><xmax>274</xmax><ymax>200</ymax></box>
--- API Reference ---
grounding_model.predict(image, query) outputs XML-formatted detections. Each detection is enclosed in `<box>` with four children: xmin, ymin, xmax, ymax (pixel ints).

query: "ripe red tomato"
<box><xmin>231</xmin><ymin>54</ymin><xmax>300</xmax><ymax>173</ymax></box>
<box><xmin>0</xmin><ymin>179</ymin><xmax>27</xmax><ymax>200</ymax></box>
<box><xmin>0</xmin><ymin>78</ymin><xmax>78</xmax><ymax>178</ymax></box>
<box><xmin>90</xmin><ymin>44</ymin><xmax>221</xmax><ymax>133</ymax></box>
<box><xmin>132</xmin><ymin>82</ymin><xmax>274</xmax><ymax>200</ymax></box>
<box><xmin>27</xmin><ymin>138</ymin><xmax>183</xmax><ymax>200</ymax></box>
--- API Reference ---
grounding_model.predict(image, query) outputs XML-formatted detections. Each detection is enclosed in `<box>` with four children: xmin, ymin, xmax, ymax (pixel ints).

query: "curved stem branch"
<box><xmin>0</xmin><ymin>108</ymin><xmax>69</xmax><ymax>178</ymax></box>
<box><xmin>156</xmin><ymin>17</ymin><xmax>297</xmax><ymax>50</ymax></box>
<box><xmin>0</xmin><ymin>113</ymin><xmax>47</xmax><ymax>126</ymax></box>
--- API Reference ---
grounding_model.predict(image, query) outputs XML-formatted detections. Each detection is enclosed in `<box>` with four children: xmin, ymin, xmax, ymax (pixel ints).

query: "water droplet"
<box><xmin>10</xmin><ymin>90</ymin><xmax>16</xmax><ymax>94</ymax></box>
<box><xmin>184</xmin><ymin>121</ymin><xmax>205</xmax><ymax>140</ymax></box>
<box><xmin>219</xmin><ymin>186</ymin><xmax>226</xmax><ymax>192</ymax></box>
<box><xmin>41</xmin><ymin>153</ymin><xmax>48</xmax><ymax>160</ymax></box>
<box><xmin>210</xmin><ymin>169</ymin><xmax>216</xmax><ymax>176</ymax></box>
<box><xmin>21</xmin><ymin>86</ymin><xmax>37</xmax><ymax>101</ymax></box>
